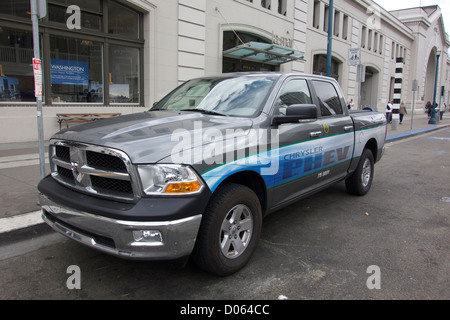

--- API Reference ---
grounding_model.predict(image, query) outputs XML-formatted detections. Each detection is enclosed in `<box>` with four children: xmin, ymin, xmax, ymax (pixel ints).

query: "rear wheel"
<box><xmin>345</xmin><ymin>148</ymin><xmax>374</xmax><ymax>196</ymax></box>
<box><xmin>193</xmin><ymin>183</ymin><xmax>262</xmax><ymax>276</ymax></box>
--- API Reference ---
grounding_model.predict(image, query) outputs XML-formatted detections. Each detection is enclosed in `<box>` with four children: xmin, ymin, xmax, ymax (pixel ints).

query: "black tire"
<box><xmin>345</xmin><ymin>148</ymin><xmax>374</xmax><ymax>196</ymax></box>
<box><xmin>193</xmin><ymin>183</ymin><xmax>262</xmax><ymax>276</ymax></box>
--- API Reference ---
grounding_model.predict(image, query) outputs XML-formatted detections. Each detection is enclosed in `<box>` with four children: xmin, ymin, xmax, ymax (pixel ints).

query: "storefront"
<box><xmin>0</xmin><ymin>0</ymin><xmax>144</xmax><ymax>105</ymax></box>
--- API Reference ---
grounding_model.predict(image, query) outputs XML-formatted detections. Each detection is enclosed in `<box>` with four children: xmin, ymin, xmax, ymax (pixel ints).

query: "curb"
<box><xmin>0</xmin><ymin>211</ymin><xmax>43</xmax><ymax>234</ymax></box>
<box><xmin>0</xmin><ymin>211</ymin><xmax>47</xmax><ymax>243</ymax></box>
<box><xmin>386</xmin><ymin>124</ymin><xmax>450</xmax><ymax>142</ymax></box>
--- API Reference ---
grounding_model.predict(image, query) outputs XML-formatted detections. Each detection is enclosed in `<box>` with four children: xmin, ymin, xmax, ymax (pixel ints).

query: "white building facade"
<box><xmin>0</xmin><ymin>0</ymin><xmax>449</xmax><ymax>143</ymax></box>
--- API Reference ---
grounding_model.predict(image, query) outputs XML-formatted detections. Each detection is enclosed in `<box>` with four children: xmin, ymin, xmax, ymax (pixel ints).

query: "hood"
<box><xmin>52</xmin><ymin>110</ymin><xmax>253</xmax><ymax>163</ymax></box>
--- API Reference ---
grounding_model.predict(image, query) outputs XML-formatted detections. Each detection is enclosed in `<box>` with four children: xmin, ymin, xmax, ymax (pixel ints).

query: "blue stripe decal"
<box><xmin>201</xmin><ymin>132</ymin><xmax>355</xmax><ymax>193</ymax></box>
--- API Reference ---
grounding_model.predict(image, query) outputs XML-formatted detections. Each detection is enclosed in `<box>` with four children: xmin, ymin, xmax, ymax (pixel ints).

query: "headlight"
<box><xmin>137</xmin><ymin>164</ymin><xmax>204</xmax><ymax>195</ymax></box>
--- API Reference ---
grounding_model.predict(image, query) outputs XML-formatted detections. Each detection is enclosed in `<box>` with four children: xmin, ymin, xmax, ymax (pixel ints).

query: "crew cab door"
<box><xmin>270</xmin><ymin>77</ymin><xmax>354</xmax><ymax>207</ymax></box>
<box><xmin>310</xmin><ymin>79</ymin><xmax>354</xmax><ymax>184</ymax></box>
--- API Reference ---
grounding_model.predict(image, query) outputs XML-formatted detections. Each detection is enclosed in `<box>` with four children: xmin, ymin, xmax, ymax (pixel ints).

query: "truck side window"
<box><xmin>275</xmin><ymin>79</ymin><xmax>312</xmax><ymax>115</ymax></box>
<box><xmin>312</xmin><ymin>80</ymin><xmax>343</xmax><ymax>116</ymax></box>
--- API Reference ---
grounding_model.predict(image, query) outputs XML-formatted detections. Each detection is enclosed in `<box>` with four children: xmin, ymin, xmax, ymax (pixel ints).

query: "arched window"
<box><xmin>312</xmin><ymin>54</ymin><xmax>341</xmax><ymax>82</ymax></box>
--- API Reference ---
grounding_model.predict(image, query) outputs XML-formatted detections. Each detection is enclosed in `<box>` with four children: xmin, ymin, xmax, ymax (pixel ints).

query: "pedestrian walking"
<box><xmin>425</xmin><ymin>101</ymin><xmax>432</xmax><ymax>118</ymax></box>
<box><xmin>385</xmin><ymin>101</ymin><xmax>393</xmax><ymax>123</ymax></box>
<box><xmin>440</xmin><ymin>103</ymin><xmax>446</xmax><ymax>120</ymax></box>
<box><xmin>399</xmin><ymin>101</ymin><xmax>407</xmax><ymax>124</ymax></box>
<box><xmin>347</xmin><ymin>99</ymin><xmax>355</xmax><ymax>110</ymax></box>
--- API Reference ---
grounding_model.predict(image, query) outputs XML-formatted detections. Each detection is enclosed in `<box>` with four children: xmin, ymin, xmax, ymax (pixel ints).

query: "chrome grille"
<box><xmin>49</xmin><ymin>141</ymin><xmax>140</xmax><ymax>202</ymax></box>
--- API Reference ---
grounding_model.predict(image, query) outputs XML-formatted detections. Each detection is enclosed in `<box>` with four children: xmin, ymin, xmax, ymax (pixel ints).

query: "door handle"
<box><xmin>310</xmin><ymin>131</ymin><xmax>322</xmax><ymax>138</ymax></box>
<box><xmin>344</xmin><ymin>126</ymin><xmax>353</xmax><ymax>132</ymax></box>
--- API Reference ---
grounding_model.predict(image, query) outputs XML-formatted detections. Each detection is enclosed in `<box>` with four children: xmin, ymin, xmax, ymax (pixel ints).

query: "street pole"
<box><xmin>429</xmin><ymin>52</ymin><xmax>440</xmax><ymax>125</ymax></box>
<box><xmin>411</xmin><ymin>80</ymin><xmax>418</xmax><ymax>132</ymax></box>
<box><xmin>30</xmin><ymin>0</ymin><xmax>46</xmax><ymax>179</ymax></box>
<box><xmin>358</xmin><ymin>64</ymin><xmax>362</xmax><ymax>110</ymax></box>
<box><xmin>437</xmin><ymin>86</ymin><xmax>443</xmax><ymax>123</ymax></box>
<box><xmin>326</xmin><ymin>0</ymin><xmax>334</xmax><ymax>77</ymax></box>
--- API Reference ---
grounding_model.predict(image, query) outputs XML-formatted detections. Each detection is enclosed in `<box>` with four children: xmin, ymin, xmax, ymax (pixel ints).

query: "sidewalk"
<box><xmin>385</xmin><ymin>112</ymin><xmax>450</xmax><ymax>141</ymax></box>
<box><xmin>0</xmin><ymin>112</ymin><xmax>449</xmax><ymax>235</ymax></box>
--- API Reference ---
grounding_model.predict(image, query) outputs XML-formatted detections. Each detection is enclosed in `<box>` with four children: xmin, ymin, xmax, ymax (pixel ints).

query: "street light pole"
<box><xmin>429</xmin><ymin>51</ymin><xmax>440</xmax><ymax>125</ymax></box>
<box><xmin>326</xmin><ymin>0</ymin><xmax>334</xmax><ymax>77</ymax></box>
<box><xmin>411</xmin><ymin>79</ymin><xmax>418</xmax><ymax>131</ymax></box>
<box><xmin>30</xmin><ymin>0</ymin><xmax>46</xmax><ymax>179</ymax></box>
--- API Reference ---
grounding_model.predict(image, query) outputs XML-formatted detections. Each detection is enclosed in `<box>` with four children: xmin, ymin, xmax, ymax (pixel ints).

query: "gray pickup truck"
<box><xmin>38</xmin><ymin>72</ymin><xmax>386</xmax><ymax>276</ymax></box>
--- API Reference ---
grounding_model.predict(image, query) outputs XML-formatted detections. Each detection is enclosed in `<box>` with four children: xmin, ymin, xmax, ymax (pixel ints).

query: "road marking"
<box><xmin>427</xmin><ymin>137</ymin><xmax>450</xmax><ymax>141</ymax></box>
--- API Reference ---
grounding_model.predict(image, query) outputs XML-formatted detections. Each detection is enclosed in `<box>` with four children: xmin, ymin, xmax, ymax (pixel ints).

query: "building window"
<box><xmin>342</xmin><ymin>14</ymin><xmax>349</xmax><ymax>40</ymax></box>
<box><xmin>0</xmin><ymin>0</ymin><xmax>31</xmax><ymax>19</ymax></box>
<box><xmin>374</xmin><ymin>32</ymin><xmax>378</xmax><ymax>52</ymax></box>
<box><xmin>313</xmin><ymin>54</ymin><xmax>340</xmax><ymax>82</ymax></box>
<box><xmin>278</xmin><ymin>0</ymin><xmax>287</xmax><ymax>16</ymax></box>
<box><xmin>50</xmin><ymin>36</ymin><xmax>103</xmax><ymax>103</ymax></box>
<box><xmin>0</xmin><ymin>27</ymin><xmax>36</xmax><ymax>102</ymax></box>
<box><xmin>261</xmin><ymin>0</ymin><xmax>271</xmax><ymax>10</ymax></box>
<box><xmin>379</xmin><ymin>35</ymin><xmax>383</xmax><ymax>54</ymax></box>
<box><xmin>0</xmin><ymin>0</ymin><xmax>144</xmax><ymax>105</ymax></box>
<box><xmin>361</xmin><ymin>26</ymin><xmax>367</xmax><ymax>48</ymax></box>
<box><xmin>391</xmin><ymin>41</ymin><xmax>395</xmax><ymax>59</ymax></box>
<box><xmin>109</xmin><ymin>45</ymin><xmax>139</xmax><ymax>103</ymax></box>
<box><xmin>323</xmin><ymin>4</ymin><xmax>329</xmax><ymax>33</ymax></box>
<box><xmin>333</xmin><ymin>10</ymin><xmax>340</xmax><ymax>37</ymax></box>
<box><xmin>108</xmin><ymin>1</ymin><xmax>140</xmax><ymax>38</ymax></box>
<box><xmin>48</xmin><ymin>0</ymin><xmax>103</xmax><ymax>32</ymax></box>
<box><xmin>313</xmin><ymin>0</ymin><xmax>320</xmax><ymax>29</ymax></box>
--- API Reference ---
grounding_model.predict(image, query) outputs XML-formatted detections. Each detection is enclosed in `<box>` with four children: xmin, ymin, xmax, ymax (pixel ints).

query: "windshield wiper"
<box><xmin>182</xmin><ymin>108</ymin><xmax>227</xmax><ymax>116</ymax></box>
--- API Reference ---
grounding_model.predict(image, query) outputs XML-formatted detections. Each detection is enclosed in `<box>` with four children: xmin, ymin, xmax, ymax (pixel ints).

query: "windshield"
<box><xmin>151</xmin><ymin>76</ymin><xmax>277</xmax><ymax>117</ymax></box>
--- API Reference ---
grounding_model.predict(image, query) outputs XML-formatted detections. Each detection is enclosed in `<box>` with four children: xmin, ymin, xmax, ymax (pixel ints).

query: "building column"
<box><xmin>392</xmin><ymin>57</ymin><xmax>403</xmax><ymax>129</ymax></box>
<box><xmin>177</xmin><ymin>0</ymin><xmax>206</xmax><ymax>84</ymax></box>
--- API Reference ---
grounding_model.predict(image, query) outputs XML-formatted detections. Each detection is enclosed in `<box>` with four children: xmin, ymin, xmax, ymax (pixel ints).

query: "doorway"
<box><xmin>360</xmin><ymin>66</ymin><xmax>379</xmax><ymax>109</ymax></box>
<box><xmin>222</xmin><ymin>31</ymin><xmax>278</xmax><ymax>73</ymax></box>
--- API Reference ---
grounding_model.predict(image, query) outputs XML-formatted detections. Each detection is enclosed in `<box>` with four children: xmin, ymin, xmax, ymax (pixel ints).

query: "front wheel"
<box><xmin>193</xmin><ymin>183</ymin><xmax>262</xmax><ymax>276</ymax></box>
<box><xmin>345</xmin><ymin>148</ymin><xmax>374</xmax><ymax>196</ymax></box>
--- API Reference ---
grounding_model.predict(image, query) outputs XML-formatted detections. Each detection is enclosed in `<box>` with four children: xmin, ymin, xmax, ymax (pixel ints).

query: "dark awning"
<box><xmin>223</xmin><ymin>41</ymin><xmax>305</xmax><ymax>65</ymax></box>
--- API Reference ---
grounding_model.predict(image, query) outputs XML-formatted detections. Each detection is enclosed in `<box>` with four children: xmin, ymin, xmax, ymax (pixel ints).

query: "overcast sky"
<box><xmin>374</xmin><ymin>0</ymin><xmax>450</xmax><ymax>35</ymax></box>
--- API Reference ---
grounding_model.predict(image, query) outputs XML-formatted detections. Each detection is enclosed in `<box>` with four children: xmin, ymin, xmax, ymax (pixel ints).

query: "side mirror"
<box><xmin>272</xmin><ymin>104</ymin><xmax>318</xmax><ymax>125</ymax></box>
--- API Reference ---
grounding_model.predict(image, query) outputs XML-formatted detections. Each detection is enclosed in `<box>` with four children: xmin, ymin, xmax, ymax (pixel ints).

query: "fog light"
<box><xmin>132</xmin><ymin>230</ymin><xmax>163</xmax><ymax>243</ymax></box>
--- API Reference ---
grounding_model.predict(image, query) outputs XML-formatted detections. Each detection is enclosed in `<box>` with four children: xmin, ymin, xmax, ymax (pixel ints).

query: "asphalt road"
<box><xmin>0</xmin><ymin>128</ymin><xmax>449</xmax><ymax>301</ymax></box>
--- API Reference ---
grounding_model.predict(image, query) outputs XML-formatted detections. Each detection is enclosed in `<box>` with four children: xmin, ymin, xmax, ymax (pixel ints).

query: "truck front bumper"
<box><xmin>40</xmin><ymin>193</ymin><xmax>202</xmax><ymax>260</ymax></box>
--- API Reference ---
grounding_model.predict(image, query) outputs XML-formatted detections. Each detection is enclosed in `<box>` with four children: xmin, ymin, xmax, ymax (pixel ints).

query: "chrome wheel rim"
<box><xmin>361</xmin><ymin>158</ymin><xmax>372</xmax><ymax>187</ymax></box>
<box><xmin>220</xmin><ymin>204</ymin><xmax>253</xmax><ymax>259</ymax></box>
